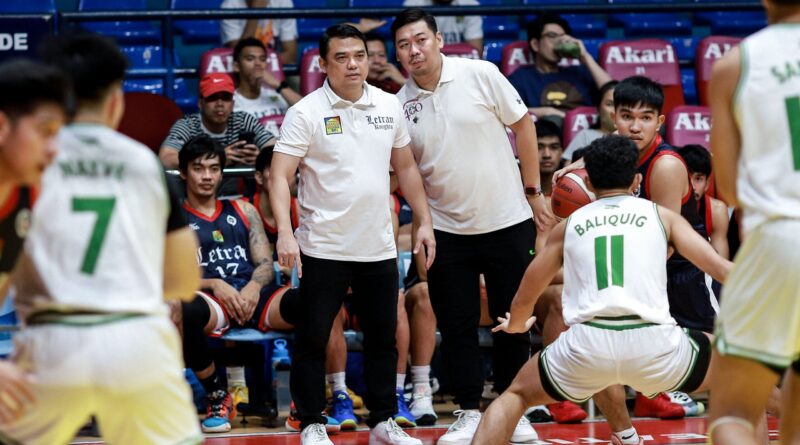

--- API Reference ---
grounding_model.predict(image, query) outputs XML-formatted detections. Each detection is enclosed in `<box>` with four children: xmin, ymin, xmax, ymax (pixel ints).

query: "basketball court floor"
<box><xmin>71</xmin><ymin>416</ymin><xmax>781</xmax><ymax>444</ymax></box>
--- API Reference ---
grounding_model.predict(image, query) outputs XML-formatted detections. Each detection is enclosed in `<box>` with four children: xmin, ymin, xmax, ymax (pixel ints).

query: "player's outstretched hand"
<box><xmin>414</xmin><ymin>223</ymin><xmax>436</xmax><ymax>270</ymax></box>
<box><xmin>276</xmin><ymin>232</ymin><xmax>302</xmax><ymax>278</ymax></box>
<box><xmin>0</xmin><ymin>360</ymin><xmax>34</xmax><ymax>423</ymax></box>
<box><xmin>492</xmin><ymin>312</ymin><xmax>536</xmax><ymax>334</ymax></box>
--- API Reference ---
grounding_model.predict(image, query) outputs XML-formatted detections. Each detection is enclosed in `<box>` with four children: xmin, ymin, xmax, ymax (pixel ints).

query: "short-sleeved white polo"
<box><xmin>396</xmin><ymin>55</ymin><xmax>532</xmax><ymax>235</ymax></box>
<box><xmin>274</xmin><ymin>80</ymin><xmax>410</xmax><ymax>261</ymax></box>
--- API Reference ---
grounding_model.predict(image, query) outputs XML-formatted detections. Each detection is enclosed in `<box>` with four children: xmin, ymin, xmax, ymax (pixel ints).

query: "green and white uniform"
<box><xmin>0</xmin><ymin>124</ymin><xmax>202</xmax><ymax>445</ymax></box>
<box><xmin>716</xmin><ymin>25</ymin><xmax>800</xmax><ymax>370</ymax></box>
<box><xmin>539</xmin><ymin>195</ymin><xmax>708</xmax><ymax>402</ymax></box>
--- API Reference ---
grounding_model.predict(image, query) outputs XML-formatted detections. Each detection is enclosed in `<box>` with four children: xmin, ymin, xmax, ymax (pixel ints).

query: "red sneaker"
<box><xmin>546</xmin><ymin>401</ymin><xmax>588</xmax><ymax>423</ymax></box>
<box><xmin>633</xmin><ymin>392</ymin><xmax>685</xmax><ymax>419</ymax></box>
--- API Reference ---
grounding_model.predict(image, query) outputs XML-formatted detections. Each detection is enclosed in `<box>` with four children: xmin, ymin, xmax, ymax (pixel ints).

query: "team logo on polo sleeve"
<box><xmin>324</xmin><ymin>116</ymin><xmax>343</xmax><ymax>135</ymax></box>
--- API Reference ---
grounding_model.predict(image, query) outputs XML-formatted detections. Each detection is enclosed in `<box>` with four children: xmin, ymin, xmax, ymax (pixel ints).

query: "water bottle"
<box><xmin>271</xmin><ymin>339</ymin><xmax>292</xmax><ymax>414</ymax></box>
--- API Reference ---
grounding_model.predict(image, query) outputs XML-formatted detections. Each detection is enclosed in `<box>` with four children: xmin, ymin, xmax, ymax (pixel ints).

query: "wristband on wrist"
<box><xmin>524</xmin><ymin>185</ymin><xmax>543</xmax><ymax>197</ymax></box>
<box><xmin>275</xmin><ymin>80</ymin><xmax>289</xmax><ymax>93</ymax></box>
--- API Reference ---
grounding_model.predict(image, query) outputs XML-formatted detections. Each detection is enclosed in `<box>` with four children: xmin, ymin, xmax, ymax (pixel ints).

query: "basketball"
<box><xmin>551</xmin><ymin>168</ymin><xmax>596</xmax><ymax>219</ymax></box>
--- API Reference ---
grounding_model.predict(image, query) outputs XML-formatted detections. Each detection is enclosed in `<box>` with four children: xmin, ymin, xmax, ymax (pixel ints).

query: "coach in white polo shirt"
<box><xmin>392</xmin><ymin>9</ymin><xmax>554</xmax><ymax>445</ymax></box>
<box><xmin>269</xmin><ymin>24</ymin><xmax>435</xmax><ymax>445</ymax></box>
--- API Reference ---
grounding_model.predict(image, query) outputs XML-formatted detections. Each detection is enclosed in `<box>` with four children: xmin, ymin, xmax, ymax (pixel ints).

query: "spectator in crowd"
<box><xmin>366</xmin><ymin>33</ymin><xmax>407</xmax><ymax>94</ymax></box>
<box><xmin>562</xmin><ymin>80</ymin><xmax>617</xmax><ymax>161</ymax></box>
<box><xmin>233</xmin><ymin>37</ymin><xmax>302</xmax><ymax>121</ymax></box>
<box><xmin>393</xmin><ymin>8</ymin><xmax>553</xmax><ymax>444</ymax></box>
<box><xmin>159</xmin><ymin>73</ymin><xmax>273</xmax><ymax>195</ymax></box>
<box><xmin>402</xmin><ymin>0</ymin><xmax>483</xmax><ymax>56</ymax></box>
<box><xmin>509</xmin><ymin>13</ymin><xmax>611</xmax><ymax>122</ymax></box>
<box><xmin>221</xmin><ymin>0</ymin><xmax>298</xmax><ymax>65</ymax></box>
<box><xmin>533</xmin><ymin>119</ymin><xmax>564</xmax><ymax>196</ymax></box>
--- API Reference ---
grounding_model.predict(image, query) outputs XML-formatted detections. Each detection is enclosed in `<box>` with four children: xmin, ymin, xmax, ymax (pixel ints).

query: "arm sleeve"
<box><xmin>272</xmin><ymin>106</ymin><xmax>312</xmax><ymax>157</ymax></box>
<box><xmin>480</xmin><ymin>62</ymin><xmax>529</xmax><ymax>126</ymax></box>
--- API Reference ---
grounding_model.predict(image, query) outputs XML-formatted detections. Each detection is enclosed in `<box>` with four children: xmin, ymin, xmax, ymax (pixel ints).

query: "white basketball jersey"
<box><xmin>14</xmin><ymin>124</ymin><xmax>171</xmax><ymax>320</ymax></box>
<box><xmin>562</xmin><ymin>195</ymin><xmax>675</xmax><ymax>326</ymax></box>
<box><xmin>734</xmin><ymin>26</ymin><xmax>800</xmax><ymax>234</ymax></box>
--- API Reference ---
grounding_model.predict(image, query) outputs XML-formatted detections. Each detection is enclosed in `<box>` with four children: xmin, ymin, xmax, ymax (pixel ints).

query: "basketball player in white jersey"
<box><xmin>0</xmin><ymin>33</ymin><xmax>203</xmax><ymax>445</ymax></box>
<box><xmin>707</xmin><ymin>0</ymin><xmax>800</xmax><ymax>442</ymax></box>
<box><xmin>470</xmin><ymin>135</ymin><xmax>733</xmax><ymax>445</ymax></box>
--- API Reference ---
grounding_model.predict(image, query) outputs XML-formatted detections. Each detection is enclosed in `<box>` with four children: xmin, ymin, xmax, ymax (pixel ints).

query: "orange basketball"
<box><xmin>551</xmin><ymin>168</ymin><xmax>595</xmax><ymax>219</ymax></box>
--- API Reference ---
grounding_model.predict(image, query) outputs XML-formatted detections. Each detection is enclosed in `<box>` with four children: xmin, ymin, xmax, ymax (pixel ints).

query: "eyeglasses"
<box><xmin>540</xmin><ymin>32</ymin><xmax>566</xmax><ymax>40</ymax></box>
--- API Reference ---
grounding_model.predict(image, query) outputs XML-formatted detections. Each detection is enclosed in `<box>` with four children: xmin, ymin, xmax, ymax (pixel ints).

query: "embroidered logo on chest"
<box><xmin>324</xmin><ymin>116</ymin><xmax>343</xmax><ymax>135</ymax></box>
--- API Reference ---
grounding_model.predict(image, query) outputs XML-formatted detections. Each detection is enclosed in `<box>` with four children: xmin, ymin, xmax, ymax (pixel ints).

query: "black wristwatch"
<box><xmin>275</xmin><ymin>81</ymin><xmax>289</xmax><ymax>94</ymax></box>
<box><xmin>525</xmin><ymin>185</ymin><xmax>543</xmax><ymax>197</ymax></box>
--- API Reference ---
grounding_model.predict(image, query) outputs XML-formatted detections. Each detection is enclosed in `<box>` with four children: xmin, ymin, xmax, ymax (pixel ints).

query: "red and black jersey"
<box><xmin>0</xmin><ymin>187</ymin><xmax>34</xmax><ymax>274</ymax></box>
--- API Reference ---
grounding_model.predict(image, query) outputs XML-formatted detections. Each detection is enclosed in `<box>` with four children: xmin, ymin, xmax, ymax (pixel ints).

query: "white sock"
<box><xmin>326</xmin><ymin>372</ymin><xmax>347</xmax><ymax>393</ymax></box>
<box><xmin>396</xmin><ymin>373</ymin><xmax>406</xmax><ymax>390</ymax></box>
<box><xmin>226</xmin><ymin>366</ymin><xmax>246</xmax><ymax>387</ymax></box>
<box><xmin>613</xmin><ymin>427</ymin><xmax>640</xmax><ymax>445</ymax></box>
<box><xmin>411</xmin><ymin>365</ymin><xmax>431</xmax><ymax>393</ymax></box>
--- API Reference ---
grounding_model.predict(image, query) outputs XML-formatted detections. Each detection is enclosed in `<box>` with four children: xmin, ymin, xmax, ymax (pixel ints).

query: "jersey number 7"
<box><xmin>73</xmin><ymin>197</ymin><xmax>116</xmax><ymax>275</ymax></box>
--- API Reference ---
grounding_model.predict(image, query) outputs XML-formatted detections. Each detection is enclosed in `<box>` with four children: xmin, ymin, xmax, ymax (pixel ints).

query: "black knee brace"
<box><xmin>278</xmin><ymin>288</ymin><xmax>303</xmax><ymax>327</ymax></box>
<box><xmin>182</xmin><ymin>297</ymin><xmax>214</xmax><ymax>372</ymax></box>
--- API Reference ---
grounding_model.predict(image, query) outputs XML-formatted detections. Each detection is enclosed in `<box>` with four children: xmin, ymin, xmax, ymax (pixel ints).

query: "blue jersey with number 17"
<box><xmin>183</xmin><ymin>199</ymin><xmax>254</xmax><ymax>291</ymax></box>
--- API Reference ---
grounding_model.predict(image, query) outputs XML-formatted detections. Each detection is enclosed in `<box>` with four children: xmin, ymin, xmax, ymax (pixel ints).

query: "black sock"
<box><xmin>199</xmin><ymin>372</ymin><xmax>224</xmax><ymax>395</ymax></box>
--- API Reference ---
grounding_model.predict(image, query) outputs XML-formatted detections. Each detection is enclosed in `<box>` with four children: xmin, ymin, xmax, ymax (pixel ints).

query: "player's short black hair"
<box><xmin>392</xmin><ymin>8</ymin><xmax>439</xmax><ymax>41</ymax></box>
<box><xmin>614</xmin><ymin>76</ymin><xmax>664</xmax><ymax>115</ymax></box>
<box><xmin>584</xmin><ymin>135</ymin><xmax>639</xmax><ymax>190</ymax></box>
<box><xmin>527</xmin><ymin>13</ymin><xmax>572</xmax><ymax>41</ymax></box>
<box><xmin>535</xmin><ymin>119</ymin><xmax>562</xmax><ymax>143</ymax></box>
<box><xmin>678</xmin><ymin>144</ymin><xmax>712</xmax><ymax>176</ymax></box>
<box><xmin>572</xmin><ymin>147</ymin><xmax>588</xmax><ymax>163</ymax></box>
<box><xmin>319</xmin><ymin>24</ymin><xmax>367</xmax><ymax>60</ymax></box>
<box><xmin>179</xmin><ymin>134</ymin><xmax>226</xmax><ymax>174</ymax></box>
<box><xmin>234</xmin><ymin>37</ymin><xmax>266</xmax><ymax>62</ymax></box>
<box><xmin>39</xmin><ymin>31</ymin><xmax>127</xmax><ymax>105</ymax></box>
<box><xmin>0</xmin><ymin>58</ymin><xmax>71</xmax><ymax>120</ymax></box>
<box><xmin>255</xmin><ymin>147</ymin><xmax>273</xmax><ymax>173</ymax></box>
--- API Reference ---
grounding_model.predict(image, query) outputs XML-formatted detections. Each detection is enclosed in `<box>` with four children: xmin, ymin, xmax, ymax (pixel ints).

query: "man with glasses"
<box><xmin>509</xmin><ymin>13</ymin><xmax>611</xmax><ymax>122</ymax></box>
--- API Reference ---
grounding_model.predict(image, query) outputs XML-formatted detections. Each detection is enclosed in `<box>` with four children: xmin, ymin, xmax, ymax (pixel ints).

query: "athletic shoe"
<box><xmin>632</xmin><ymin>392</ymin><xmax>685</xmax><ymax>419</ymax></box>
<box><xmin>524</xmin><ymin>405</ymin><xmax>553</xmax><ymax>423</ymax></box>
<box><xmin>285</xmin><ymin>402</ymin><xmax>341</xmax><ymax>433</ymax></box>
<box><xmin>547</xmin><ymin>401</ymin><xmax>588</xmax><ymax>423</ymax></box>
<box><xmin>326</xmin><ymin>385</ymin><xmax>364</xmax><ymax>409</ymax></box>
<box><xmin>202</xmin><ymin>390</ymin><xmax>236</xmax><ymax>433</ymax></box>
<box><xmin>610</xmin><ymin>432</ymin><xmax>645</xmax><ymax>445</ymax></box>
<box><xmin>510</xmin><ymin>415</ymin><xmax>539</xmax><ymax>443</ymax></box>
<box><xmin>409</xmin><ymin>389</ymin><xmax>437</xmax><ymax>426</ymax></box>
<box><xmin>369</xmin><ymin>418</ymin><xmax>423</xmax><ymax>445</ymax></box>
<box><xmin>667</xmin><ymin>391</ymin><xmax>706</xmax><ymax>416</ymax></box>
<box><xmin>436</xmin><ymin>410</ymin><xmax>481</xmax><ymax>445</ymax></box>
<box><xmin>394</xmin><ymin>388</ymin><xmax>417</xmax><ymax>428</ymax></box>
<box><xmin>330</xmin><ymin>390</ymin><xmax>359</xmax><ymax>430</ymax></box>
<box><xmin>301</xmin><ymin>423</ymin><xmax>335</xmax><ymax>445</ymax></box>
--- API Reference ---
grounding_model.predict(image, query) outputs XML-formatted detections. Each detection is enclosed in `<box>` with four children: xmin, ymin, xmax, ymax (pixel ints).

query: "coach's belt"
<box><xmin>26</xmin><ymin>311</ymin><xmax>146</xmax><ymax>326</ymax></box>
<box><xmin>582</xmin><ymin>315</ymin><xmax>657</xmax><ymax>331</ymax></box>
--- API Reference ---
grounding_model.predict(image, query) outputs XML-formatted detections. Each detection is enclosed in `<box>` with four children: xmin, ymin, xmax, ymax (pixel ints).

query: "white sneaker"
<box><xmin>667</xmin><ymin>391</ymin><xmax>706</xmax><ymax>416</ymax></box>
<box><xmin>510</xmin><ymin>415</ymin><xmax>539</xmax><ymax>443</ymax></box>
<box><xmin>436</xmin><ymin>410</ymin><xmax>481</xmax><ymax>445</ymax></box>
<box><xmin>410</xmin><ymin>390</ymin><xmax>438</xmax><ymax>426</ymax></box>
<box><xmin>301</xmin><ymin>423</ymin><xmax>334</xmax><ymax>445</ymax></box>
<box><xmin>369</xmin><ymin>418</ymin><xmax>423</xmax><ymax>445</ymax></box>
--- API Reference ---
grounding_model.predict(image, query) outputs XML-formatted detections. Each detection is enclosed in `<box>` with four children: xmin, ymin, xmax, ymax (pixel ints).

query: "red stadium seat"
<box><xmin>442</xmin><ymin>43</ymin><xmax>481</xmax><ymax>60</ymax></box>
<box><xmin>666</xmin><ymin>105</ymin><xmax>711</xmax><ymax>148</ymax></box>
<box><xmin>600</xmin><ymin>39</ymin><xmax>684</xmax><ymax>116</ymax></box>
<box><xmin>118</xmin><ymin>92</ymin><xmax>183</xmax><ymax>153</ymax></box>
<box><xmin>562</xmin><ymin>106</ymin><xmax>598</xmax><ymax>149</ymax></box>
<box><xmin>300</xmin><ymin>48</ymin><xmax>326</xmax><ymax>96</ymax></box>
<box><xmin>695</xmin><ymin>36</ymin><xmax>741</xmax><ymax>106</ymax></box>
<box><xmin>500</xmin><ymin>41</ymin><xmax>533</xmax><ymax>77</ymax></box>
<box><xmin>199</xmin><ymin>47</ymin><xmax>285</xmax><ymax>82</ymax></box>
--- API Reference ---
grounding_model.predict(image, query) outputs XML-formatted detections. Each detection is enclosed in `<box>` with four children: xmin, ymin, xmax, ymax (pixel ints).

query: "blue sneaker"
<box><xmin>393</xmin><ymin>388</ymin><xmax>417</xmax><ymax>428</ymax></box>
<box><xmin>202</xmin><ymin>390</ymin><xmax>236</xmax><ymax>433</ymax></box>
<box><xmin>330</xmin><ymin>390</ymin><xmax>359</xmax><ymax>430</ymax></box>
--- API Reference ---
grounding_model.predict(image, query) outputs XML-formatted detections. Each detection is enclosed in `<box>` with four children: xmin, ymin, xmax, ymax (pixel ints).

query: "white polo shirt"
<box><xmin>274</xmin><ymin>80</ymin><xmax>410</xmax><ymax>262</ymax></box>
<box><xmin>397</xmin><ymin>55</ymin><xmax>532</xmax><ymax>235</ymax></box>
